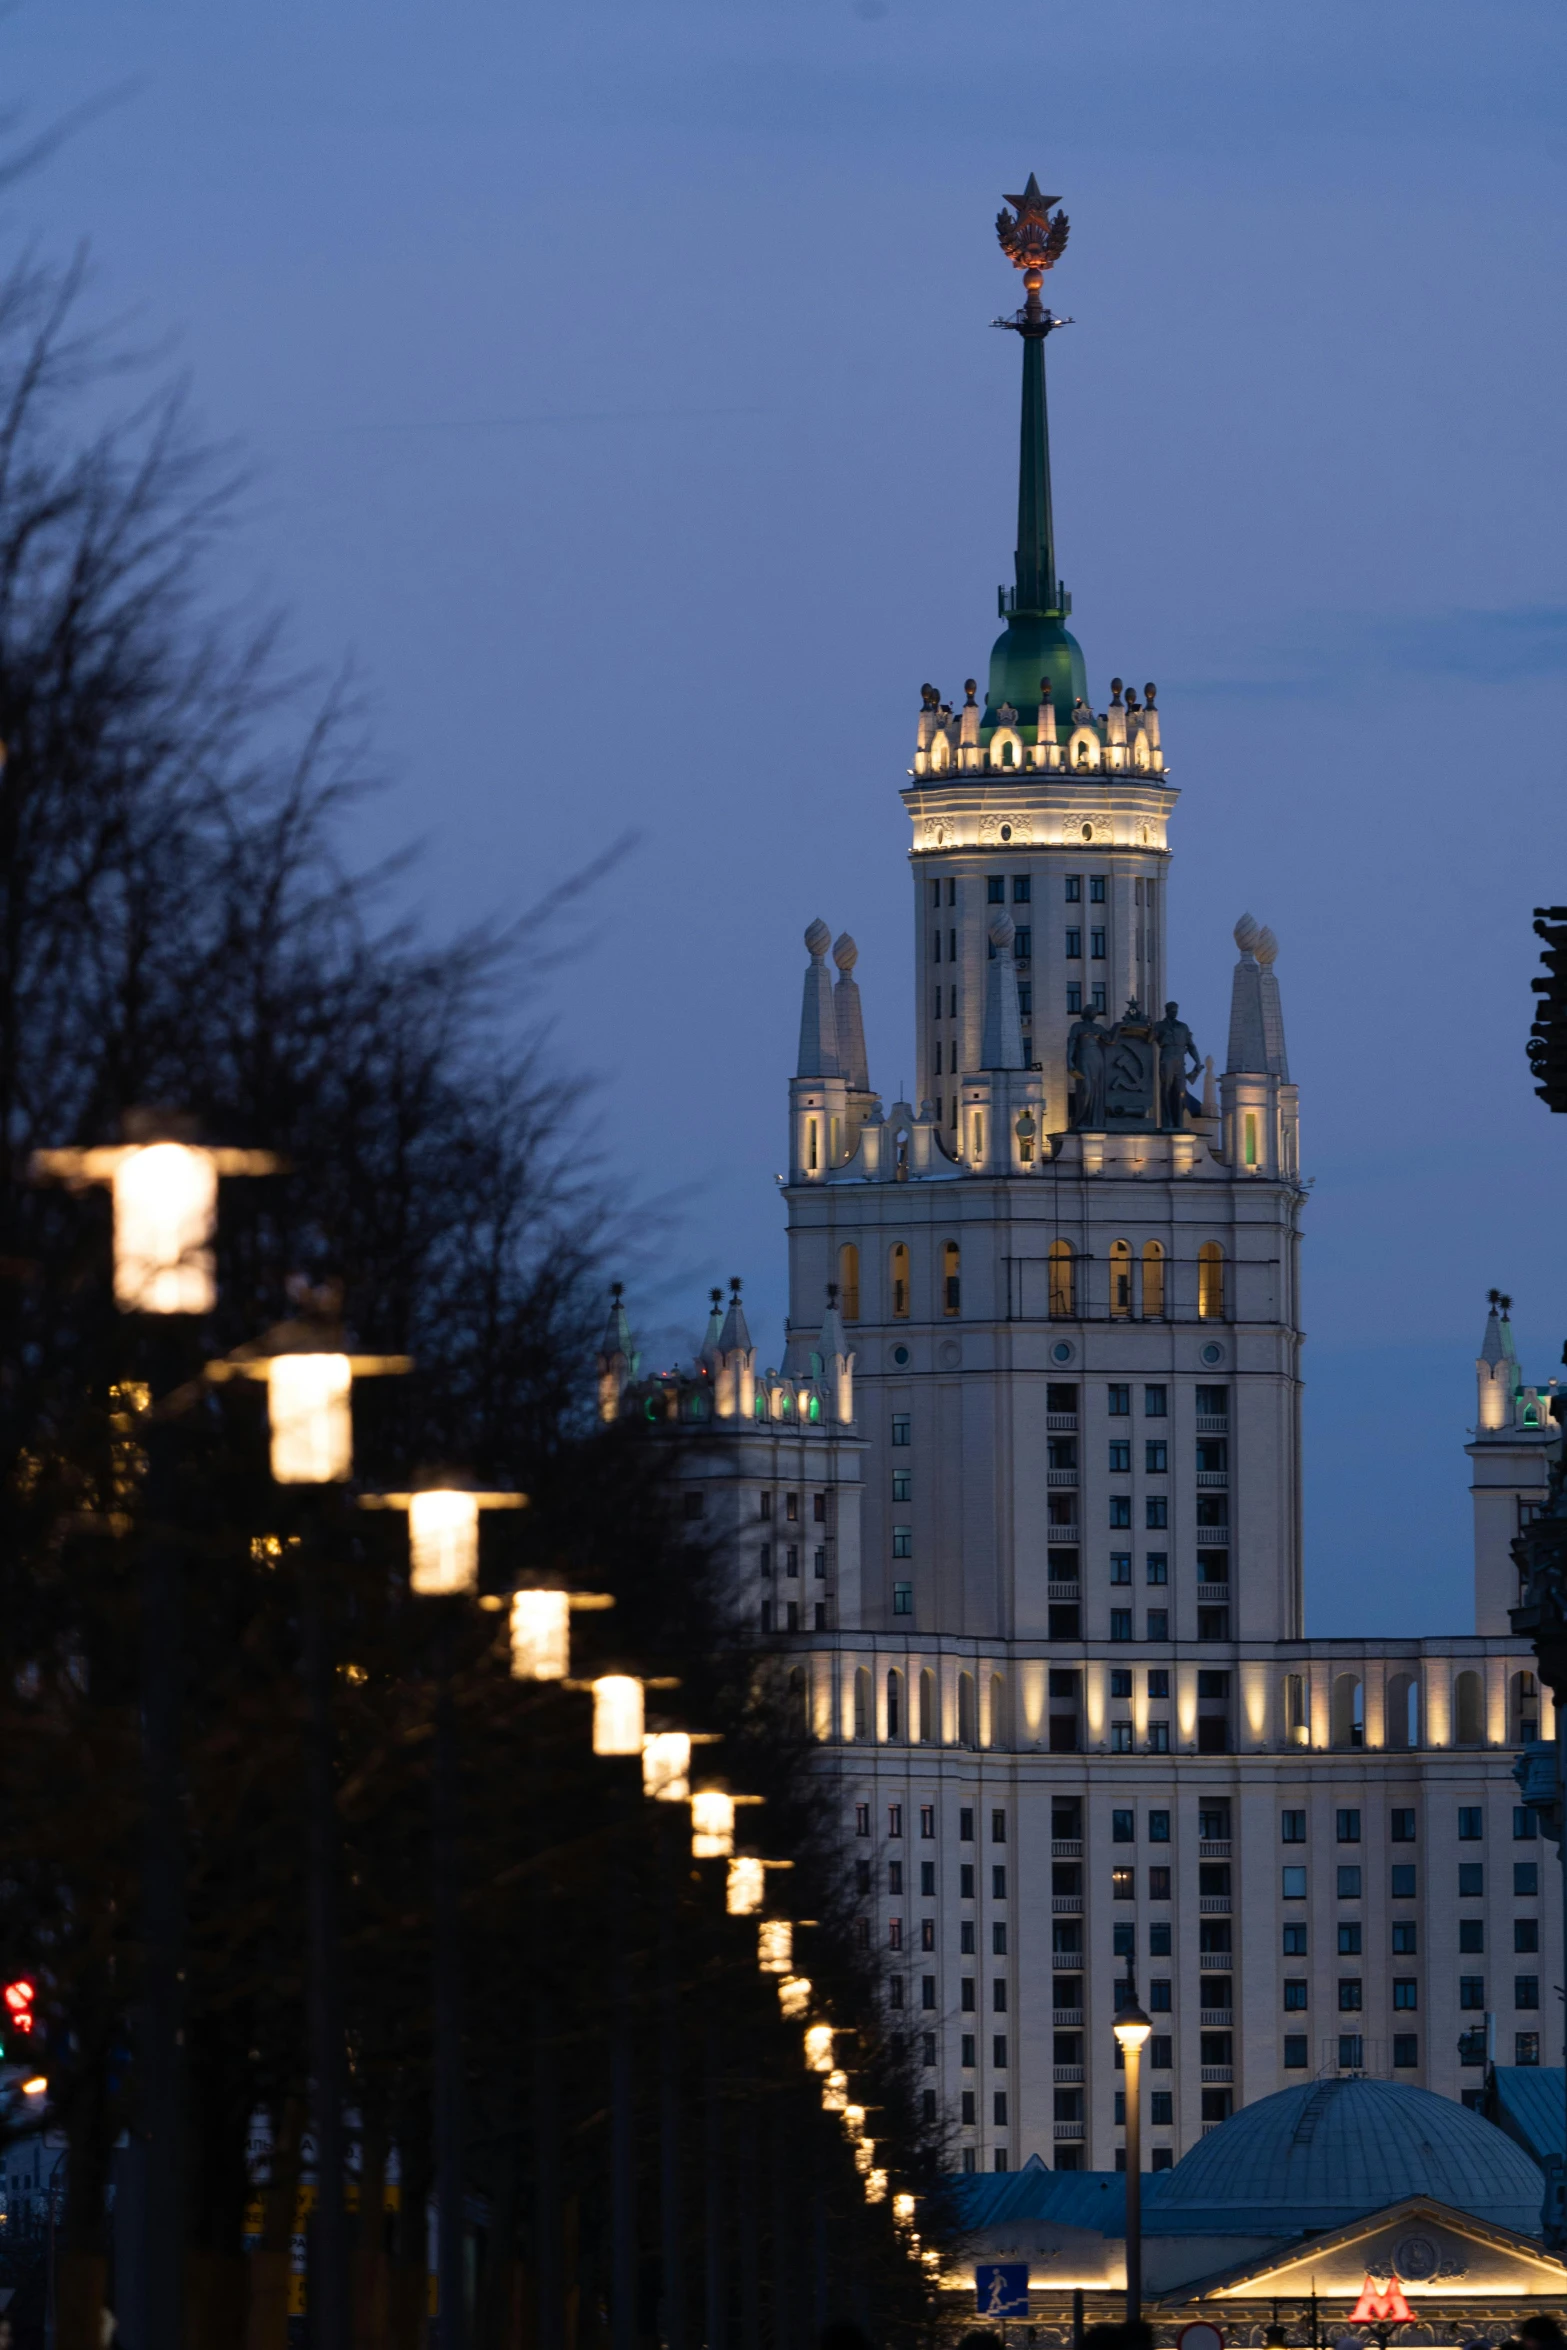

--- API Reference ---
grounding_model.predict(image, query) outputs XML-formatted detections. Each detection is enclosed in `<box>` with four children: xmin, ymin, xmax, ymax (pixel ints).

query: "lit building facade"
<box><xmin>604</xmin><ymin>178</ymin><xmax>1562</xmax><ymax>2174</ymax></box>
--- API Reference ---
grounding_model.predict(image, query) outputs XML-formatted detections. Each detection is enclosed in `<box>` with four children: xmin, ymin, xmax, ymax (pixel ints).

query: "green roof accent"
<box><xmin>985</xmin><ymin>298</ymin><xmax>1086</xmax><ymax>728</ymax></box>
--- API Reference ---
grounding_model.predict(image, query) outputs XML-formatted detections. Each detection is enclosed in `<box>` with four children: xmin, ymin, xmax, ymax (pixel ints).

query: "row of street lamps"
<box><xmin>32</xmin><ymin>1127</ymin><xmax>924</xmax><ymax>2344</ymax></box>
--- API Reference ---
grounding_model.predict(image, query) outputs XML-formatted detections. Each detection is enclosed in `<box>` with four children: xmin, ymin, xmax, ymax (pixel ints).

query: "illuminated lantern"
<box><xmin>757</xmin><ymin>1919</ymin><xmax>793</xmax><ymax>1974</ymax></box>
<box><xmin>843</xmin><ymin>2104</ymin><xmax>865</xmax><ymax>2139</ymax></box>
<box><xmin>691</xmin><ymin>1790</ymin><xmax>736</xmax><ymax>1859</ymax></box>
<box><xmin>820</xmin><ymin>2067</ymin><xmax>847</xmax><ymax>2108</ymax></box>
<box><xmin>893</xmin><ymin>2192</ymin><xmax>915</xmax><ymax>2226</ymax></box>
<box><xmin>777</xmin><ymin>1975</ymin><xmax>811</xmax><ymax>2019</ymax></box>
<box><xmin>592</xmin><ymin>1675</ymin><xmax>645</xmax><ymax>1756</ymax></box>
<box><xmin>803</xmin><ymin>2024</ymin><xmax>835</xmax><ymax>2073</ymax></box>
<box><xmin>509</xmin><ymin>1590</ymin><xmax>571</xmax><ymax>1682</ymax></box>
<box><xmin>31</xmin><ymin>1138</ymin><xmax>275</xmax><ymax>1315</ymax></box>
<box><xmin>267</xmin><ymin>1353</ymin><xmax>355</xmax><ymax>1483</ymax></box>
<box><xmin>408</xmin><ymin>1489</ymin><xmax>481</xmax><ymax>1593</ymax></box>
<box><xmin>727</xmin><ymin>1857</ymin><xmax>765</xmax><ymax>1916</ymax></box>
<box><xmin>865</xmin><ymin>2170</ymin><xmax>887</xmax><ymax>2203</ymax></box>
<box><xmin>853</xmin><ymin>2138</ymin><xmax>873</xmax><ymax>2175</ymax></box>
<box><xmin>642</xmin><ymin>1732</ymin><xmax>691</xmax><ymax>1803</ymax></box>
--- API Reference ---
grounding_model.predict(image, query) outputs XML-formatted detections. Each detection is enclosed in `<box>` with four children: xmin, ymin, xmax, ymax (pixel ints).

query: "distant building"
<box><xmin>605</xmin><ymin>178</ymin><xmax>1562</xmax><ymax>2172</ymax></box>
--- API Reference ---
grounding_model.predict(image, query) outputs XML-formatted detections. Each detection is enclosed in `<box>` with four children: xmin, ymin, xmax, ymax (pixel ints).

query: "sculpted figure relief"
<box><xmin>1066</xmin><ymin>1004</ymin><xmax>1107</xmax><ymax>1129</ymax></box>
<box><xmin>1153</xmin><ymin>999</ymin><xmax>1201</xmax><ymax>1130</ymax></box>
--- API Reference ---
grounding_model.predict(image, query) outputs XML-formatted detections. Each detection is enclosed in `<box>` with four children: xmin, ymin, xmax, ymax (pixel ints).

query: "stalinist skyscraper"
<box><xmin>603</xmin><ymin>181</ymin><xmax>1558</xmax><ymax>2172</ymax></box>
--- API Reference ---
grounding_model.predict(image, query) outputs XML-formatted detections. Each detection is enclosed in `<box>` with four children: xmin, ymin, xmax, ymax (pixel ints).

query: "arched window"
<box><xmin>1332</xmin><ymin>1674</ymin><xmax>1363</xmax><ymax>1749</ymax></box>
<box><xmin>989</xmin><ymin>1673</ymin><xmax>1009</xmax><ymax>1749</ymax></box>
<box><xmin>806</xmin><ymin>1393</ymin><xmax>821</xmax><ymax>1423</ymax></box>
<box><xmin>890</xmin><ymin>1242</ymin><xmax>910</xmax><ymax>1320</ymax></box>
<box><xmin>1109</xmin><ymin>1238</ymin><xmax>1132</xmax><ymax>1318</ymax></box>
<box><xmin>1141</xmin><ymin>1240</ymin><xmax>1166</xmax><ymax>1321</ymax></box>
<box><xmin>942</xmin><ymin>1241</ymin><xmax>961</xmax><ymax>1316</ymax></box>
<box><xmin>886</xmin><ymin>1669</ymin><xmax>903</xmax><ymax>1742</ymax></box>
<box><xmin>918</xmin><ymin>1668</ymin><xmax>935</xmax><ymax>1744</ymax></box>
<box><xmin>1386</xmin><ymin>1671</ymin><xmax>1418</xmax><ymax>1751</ymax></box>
<box><xmin>1048</xmin><ymin>1239</ymin><xmax>1075</xmax><ymax>1319</ymax></box>
<box><xmin>852</xmin><ymin>1666</ymin><xmax>871</xmax><ymax>1742</ymax></box>
<box><xmin>1454</xmin><ymin>1669</ymin><xmax>1484</xmax><ymax>1747</ymax></box>
<box><xmin>1513</xmin><ymin>1669</ymin><xmax>1540</xmax><ymax>1745</ymax></box>
<box><xmin>1198</xmin><ymin>1241</ymin><xmax>1226</xmax><ymax>1321</ymax></box>
<box><xmin>1282</xmin><ymin>1673</ymin><xmax>1308</xmax><ymax>1747</ymax></box>
<box><xmin>838</xmin><ymin>1242</ymin><xmax>860</xmax><ymax>1321</ymax></box>
<box><xmin>957</xmin><ymin>1671</ymin><xmax>977</xmax><ymax>1748</ymax></box>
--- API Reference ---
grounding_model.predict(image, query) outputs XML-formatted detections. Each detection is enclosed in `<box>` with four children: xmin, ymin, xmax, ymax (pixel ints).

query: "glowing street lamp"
<box><xmin>1113</xmin><ymin>1983</ymin><xmax>1153</xmax><ymax>2325</ymax></box>
<box><xmin>209</xmin><ymin>1321</ymin><xmax>411</xmax><ymax>1486</ymax></box>
<box><xmin>893</xmin><ymin>2191</ymin><xmax>915</xmax><ymax>2227</ymax></box>
<box><xmin>31</xmin><ymin>1136</ymin><xmax>277</xmax><ymax>1314</ymax></box>
<box><xmin>865</xmin><ymin>2170</ymin><xmax>887</xmax><ymax>2204</ymax></box>
<box><xmin>776</xmin><ymin>1975</ymin><xmax>811</xmax><ymax>2020</ymax></box>
<box><xmin>642</xmin><ymin>1731</ymin><xmax>691</xmax><ymax>1802</ymax></box>
<box><xmin>505</xmin><ymin>1587</ymin><xmax>614</xmax><ymax>1682</ymax></box>
<box><xmin>820</xmin><ymin>2067</ymin><xmax>848</xmax><ymax>2108</ymax></box>
<box><xmin>359</xmin><ymin>1480</ymin><xmax>528</xmax><ymax>1595</ymax></box>
<box><xmin>591</xmin><ymin>1675</ymin><xmax>645</xmax><ymax>1756</ymax></box>
<box><xmin>803</xmin><ymin>2023</ymin><xmax>835</xmax><ymax>2073</ymax></box>
<box><xmin>757</xmin><ymin>1919</ymin><xmax>793</xmax><ymax>1975</ymax></box>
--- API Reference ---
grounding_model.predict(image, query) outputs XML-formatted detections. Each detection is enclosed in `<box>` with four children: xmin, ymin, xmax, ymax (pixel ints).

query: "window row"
<box><xmin>1284</xmin><ymin>2034</ymin><xmax>1425</xmax><ymax>2072</ymax></box>
<box><xmin>853</xmin><ymin>1802</ymin><xmax>1007</xmax><ymax>1840</ymax></box>
<box><xmin>1051</xmin><ymin>1383</ymin><xmax>1230</xmax><ymax>1422</ymax></box>
<box><xmin>1043</xmin><ymin>1243</ymin><xmax>1226</xmax><ymax>1321</ymax></box>
<box><xmin>1282</xmin><ymin>1803</ymin><xmax>1527</xmax><ymax>1844</ymax></box>
<box><xmin>760</xmin><ymin>1601</ymin><xmax>827</xmax><ymax>1632</ymax></box>
<box><xmin>757</xmin><ymin>1546</ymin><xmax>829</xmax><ymax>1577</ymax></box>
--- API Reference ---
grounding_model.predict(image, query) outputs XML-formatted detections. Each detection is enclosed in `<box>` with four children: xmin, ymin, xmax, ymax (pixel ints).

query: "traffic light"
<box><xmin>2</xmin><ymin>1979</ymin><xmax>36</xmax><ymax>2056</ymax></box>
<box><xmin>1528</xmin><ymin>908</ymin><xmax>1567</xmax><ymax>1111</ymax></box>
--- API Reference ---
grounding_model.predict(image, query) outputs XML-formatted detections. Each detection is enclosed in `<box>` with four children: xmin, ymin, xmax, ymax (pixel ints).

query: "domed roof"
<box><xmin>1157</xmin><ymin>2079</ymin><xmax>1543</xmax><ymax>2234</ymax></box>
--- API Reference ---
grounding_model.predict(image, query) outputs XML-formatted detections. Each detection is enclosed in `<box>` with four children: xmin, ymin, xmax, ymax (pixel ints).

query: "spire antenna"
<box><xmin>987</xmin><ymin>176</ymin><xmax>1086</xmax><ymax>728</ymax></box>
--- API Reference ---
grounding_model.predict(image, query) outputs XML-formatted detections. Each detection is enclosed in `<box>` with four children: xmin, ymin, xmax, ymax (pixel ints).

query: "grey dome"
<box><xmin>1158</xmin><ymin>2079</ymin><xmax>1543</xmax><ymax>2232</ymax></box>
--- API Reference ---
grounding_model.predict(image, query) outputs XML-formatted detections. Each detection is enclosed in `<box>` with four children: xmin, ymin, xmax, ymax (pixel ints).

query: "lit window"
<box><xmin>1197</xmin><ymin>1241</ymin><xmax>1226</xmax><ymax>1320</ymax></box>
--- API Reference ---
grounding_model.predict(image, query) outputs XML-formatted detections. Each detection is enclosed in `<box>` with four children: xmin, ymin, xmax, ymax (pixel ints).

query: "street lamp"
<box><xmin>31</xmin><ymin>1133</ymin><xmax>276</xmax><ymax>1314</ymax></box>
<box><xmin>358</xmin><ymin>1480</ymin><xmax>528</xmax><ymax>1594</ymax></box>
<box><xmin>1113</xmin><ymin>1983</ymin><xmax>1153</xmax><ymax>2327</ymax></box>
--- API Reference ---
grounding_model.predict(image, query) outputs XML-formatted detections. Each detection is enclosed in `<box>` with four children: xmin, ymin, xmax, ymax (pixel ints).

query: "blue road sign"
<box><xmin>975</xmin><ymin>2263</ymin><xmax>1029</xmax><ymax>2319</ymax></box>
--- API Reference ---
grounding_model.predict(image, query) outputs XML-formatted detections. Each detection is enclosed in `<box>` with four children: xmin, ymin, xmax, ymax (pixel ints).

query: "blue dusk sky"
<box><xmin>9</xmin><ymin>0</ymin><xmax>1565</xmax><ymax>1634</ymax></box>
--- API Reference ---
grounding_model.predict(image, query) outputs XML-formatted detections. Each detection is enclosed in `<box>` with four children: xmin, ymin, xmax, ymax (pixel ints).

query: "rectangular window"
<box><xmin>1282</xmin><ymin>1866</ymin><xmax>1307</xmax><ymax>1898</ymax></box>
<box><xmin>1110</xmin><ymin>1609</ymin><xmax>1133</xmax><ymax>1642</ymax></box>
<box><xmin>1338</xmin><ymin>1979</ymin><xmax>1363</xmax><ymax>2012</ymax></box>
<box><xmin>992</xmin><ymin>1865</ymin><xmax>1007</xmax><ymax>1898</ymax></box>
<box><xmin>1108</xmin><ymin>1437</ymin><xmax>1132</xmax><ymax>1472</ymax></box>
<box><xmin>1089</xmin><ymin>876</ymin><xmax>1106</xmax><ymax>903</ymax></box>
<box><xmin>1145</xmin><ymin>1441</ymin><xmax>1168</xmax><ymax>1473</ymax></box>
<box><xmin>1458</xmin><ymin>1807</ymin><xmax>1483</xmax><ymax>1840</ymax></box>
<box><xmin>888</xmin><ymin>1919</ymin><xmax>903</xmax><ymax>1949</ymax></box>
<box><xmin>888</xmin><ymin>1860</ymin><xmax>903</xmax><ymax>1893</ymax></box>
<box><xmin>1066</xmin><ymin>981</ymin><xmax>1082</xmax><ymax>1014</ymax></box>
<box><xmin>1516</xmin><ymin>1862</ymin><xmax>1539</xmax><ymax>1895</ymax></box>
<box><xmin>1148</xmin><ymin>1608</ymin><xmax>1170</xmax><ymax>1641</ymax></box>
<box><xmin>1392</xmin><ymin>1921</ymin><xmax>1417</xmax><ymax>1954</ymax></box>
<box><xmin>1459</xmin><ymin>1976</ymin><xmax>1485</xmax><ymax>2010</ymax></box>
<box><xmin>1065</xmin><ymin>927</ymin><xmax>1082</xmax><ymax>959</ymax></box>
<box><xmin>960</xmin><ymin>2090</ymin><xmax>975</xmax><ymax>2125</ymax></box>
<box><xmin>1391</xmin><ymin>1863</ymin><xmax>1417</xmax><ymax>1898</ymax></box>
<box><xmin>1458</xmin><ymin>1862</ymin><xmax>1483</xmax><ymax>1896</ymax></box>
<box><xmin>960</xmin><ymin>1864</ymin><xmax>974</xmax><ymax>1897</ymax></box>
<box><xmin>888</xmin><ymin>1806</ymin><xmax>902</xmax><ymax>1837</ymax></box>
<box><xmin>759</xmin><ymin>1545</ymin><xmax>772</xmax><ymax>1578</ymax></box>
<box><xmin>1112</xmin><ymin>1873</ymin><xmax>1135</xmax><ymax>1907</ymax></box>
<box><xmin>1149</xmin><ymin>1873</ymin><xmax>1171</xmax><ymax>1906</ymax></box>
<box><xmin>1109</xmin><ymin>1499</ymin><xmax>1132</xmax><ymax>1530</ymax></box>
<box><xmin>1284</xmin><ymin>2035</ymin><xmax>1309</xmax><ymax>2068</ymax></box>
<box><xmin>1146</xmin><ymin>1553</ymin><xmax>1168</xmax><ymax>1585</ymax></box>
<box><xmin>960</xmin><ymin>1808</ymin><xmax>974</xmax><ymax>1841</ymax></box>
<box><xmin>1284</xmin><ymin>1981</ymin><xmax>1308</xmax><ymax>2011</ymax></box>
<box><xmin>991</xmin><ymin>1809</ymin><xmax>1006</xmax><ymax>1844</ymax></box>
<box><xmin>930</xmin><ymin>879</ymin><xmax>940</xmax><ymax>909</ymax></box>
<box><xmin>1112</xmin><ymin>1809</ymin><xmax>1136</xmax><ymax>1843</ymax></box>
<box><xmin>1338</xmin><ymin>1866</ymin><xmax>1362</xmax><ymax>1899</ymax></box>
<box><xmin>987</xmin><ymin>875</ymin><xmax>1006</xmax><ymax>904</ymax></box>
<box><xmin>1149</xmin><ymin>1810</ymin><xmax>1170</xmax><ymax>1841</ymax></box>
<box><xmin>1148</xmin><ymin>1980</ymin><xmax>1172</xmax><ymax>2014</ymax></box>
<box><xmin>1089</xmin><ymin>927</ymin><xmax>1106</xmax><ymax>959</ymax></box>
<box><xmin>813</xmin><ymin>1548</ymin><xmax>826</xmax><ymax>1578</ymax></box>
<box><xmin>855</xmin><ymin>1804</ymin><xmax>870</xmax><ymax>1837</ymax></box>
<box><xmin>1281</xmin><ymin>1811</ymin><xmax>1306</xmax><ymax>1843</ymax></box>
<box><xmin>891</xmin><ymin>1471</ymin><xmax>911</xmax><ymax>1506</ymax></box>
<box><xmin>991</xmin><ymin>1923</ymin><xmax>1007</xmax><ymax>1955</ymax></box>
<box><xmin>1014</xmin><ymin>926</ymin><xmax>1031</xmax><ymax>961</ymax></box>
<box><xmin>1517</xmin><ymin>1975</ymin><xmax>1540</xmax><ymax>2009</ymax></box>
<box><xmin>960</xmin><ymin>1979</ymin><xmax>975</xmax><ymax>2012</ymax></box>
<box><xmin>1517</xmin><ymin>2032</ymin><xmax>1542</xmax><ymax>2066</ymax></box>
<box><xmin>1336</xmin><ymin>1809</ymin><xmax>1362</xmax><ymax>1843</ymax></box>
<box><xmin>891</xmin><ymin>1414</ymin><xmax>911</xmax><ymax>1446</ymax></box>
<box><xmin>1393</xmin><ymin>1979</ymin><xmax>1418</xmax><ymax>2010</ymax></box>
<box><xmin>1391</xmin><ymin>1808</ymin><xmax>1416</xmax><ymax>1841</ymax></box>
<box><xmin>1107</xmin><ymin>1384</ymin><xmax>1131</xmax><ymax>1416</ymax></box>
<box><xmin>1145</xmin><ymin>1496</ymin><xmax>1168</xmax><ymax>1529</ymax></box>
<box><xmin>1048</xmin><ymin>1604</ymin><xmax>1080</xmax><ymax>1639</ymax></box>
<box><xmin>1012</xmin><ymin>875</ymin><xmax>1031</xmax><ymax>904</ymax></box>
<box><xmin>892</xmin><ymin>1526</ymin><xmax>912</xmax><ymax>1558</ymax></box>
<box><xmin>1459</xmin><ymin>1920</ymin><xmax>1485</xmax><ymax>1954</ymax></box>
<box><xmin>1065</xmin><ymin>875</ymin><xmax>1081</xmax><ymax>902</ymax></box>
<box><xmin>785</xmin><ymin>1546</ymin><xmax>799</xmax><ymax>1578</ymax></box>
<box><xmin>993</xmin><ymin>1979</ymin><xmax>1007</xmax><ymax>2012</ymax></box>
<box><xmin>1144</xmin><ymin>1384</ymin><xmax>1167</xmax><ymax>1417</ymax></box>
<box><xmin>1110</xmin><ymin>1554</ymin><xmax>1132</xmax><ymax>1584</ymax></box>
<box><xmin>1393</xmin><ymin>2033</ymin><xmax>1418</xmax><ymax>2067</ymax></box>
<box><xmin>1283</xmin><ymin>1924</ymin><xmax>1307</xmax><ymax>1955</ymax></box>
<box><xmin>1516</xmin><ymin>1806</ymin><xmax>1539</xmax><ymax>1840</ymax></box>
<box><xmin>1147</xmin><ymin>1669</ymin><xmax>1169</xmax><ymax>1699</ymax></box>
<box><xmin>919</xmin><ymin>1806</ymin><xmax>934</xmax><ymax>1842</ymax></box>
<box><xmin>1018</xmin><ymin>983</ymin><xmax>1032</xmax><ymax>1017</ymax></box>
<box><xmin>1147</xmin><ymin>1720</ymin><xmax>1169</xmax><ymax>1753</ymax></box>
<box><xmin>892</xmin><ymin>1582</ymin><xmax>913</xmax><ymax>1616</ymax></box>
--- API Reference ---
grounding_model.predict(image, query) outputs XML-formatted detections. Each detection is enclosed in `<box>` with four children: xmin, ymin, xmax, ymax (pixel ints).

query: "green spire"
<box><xmin>986</xmin><ymin>176</ymin><xmax>1087</xmax><ymax>729</ymax></box>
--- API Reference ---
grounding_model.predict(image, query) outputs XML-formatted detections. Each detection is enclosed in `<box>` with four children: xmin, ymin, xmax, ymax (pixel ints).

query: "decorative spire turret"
<box><xmin>988</xmin><ymin>176</ymin><xmax>1087</xmax><ymax>727</ymax></box>
<box><xmin>596</xmin><ymin>1281</ymin><xmax>639</xmax><ymax>1423</ymax></box>
<box><xmin>796</xmin><ymin>919</ymin><xmax>841</xmax><ymax>1079</ymax></box>
<box><xmin>832</xmin><ymin>933</ymin><xmax>870</xmax><ymax>1094</ymax></box>
<box><xmin>980</xmin><ymin>915</ymin><xmax>1026</xmax><ymax>1071</ymax></box>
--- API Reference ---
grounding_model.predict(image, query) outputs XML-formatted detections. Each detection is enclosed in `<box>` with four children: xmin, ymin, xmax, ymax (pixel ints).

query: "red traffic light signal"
<box><xmin>4</xmin><ymin>1980</ymin><xmax>36</xmax><ymax>2035</ymax></box>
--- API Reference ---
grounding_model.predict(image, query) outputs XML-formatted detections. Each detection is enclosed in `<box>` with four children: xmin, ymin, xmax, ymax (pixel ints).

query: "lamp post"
<box><xmin>212</xmin><ymin>1304</ymin><xmax>410</xmax><ymax>2350</ymax></box>
<box><xmin>31</xmin><ymin>1125</ymin><xmax>276</xmax><ymax>2350</ymax></box>
<box><xmin>1113</xmin><ymin>1982</ymin><xmax>1152</xmax><ymax>2328</ymax></box>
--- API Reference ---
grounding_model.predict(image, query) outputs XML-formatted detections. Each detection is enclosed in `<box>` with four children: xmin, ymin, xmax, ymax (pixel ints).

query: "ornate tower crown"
<box><xmin>996</xmin><ymin>174</ymin><xmax>1070</xmax><ymax>320</ymax></box>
